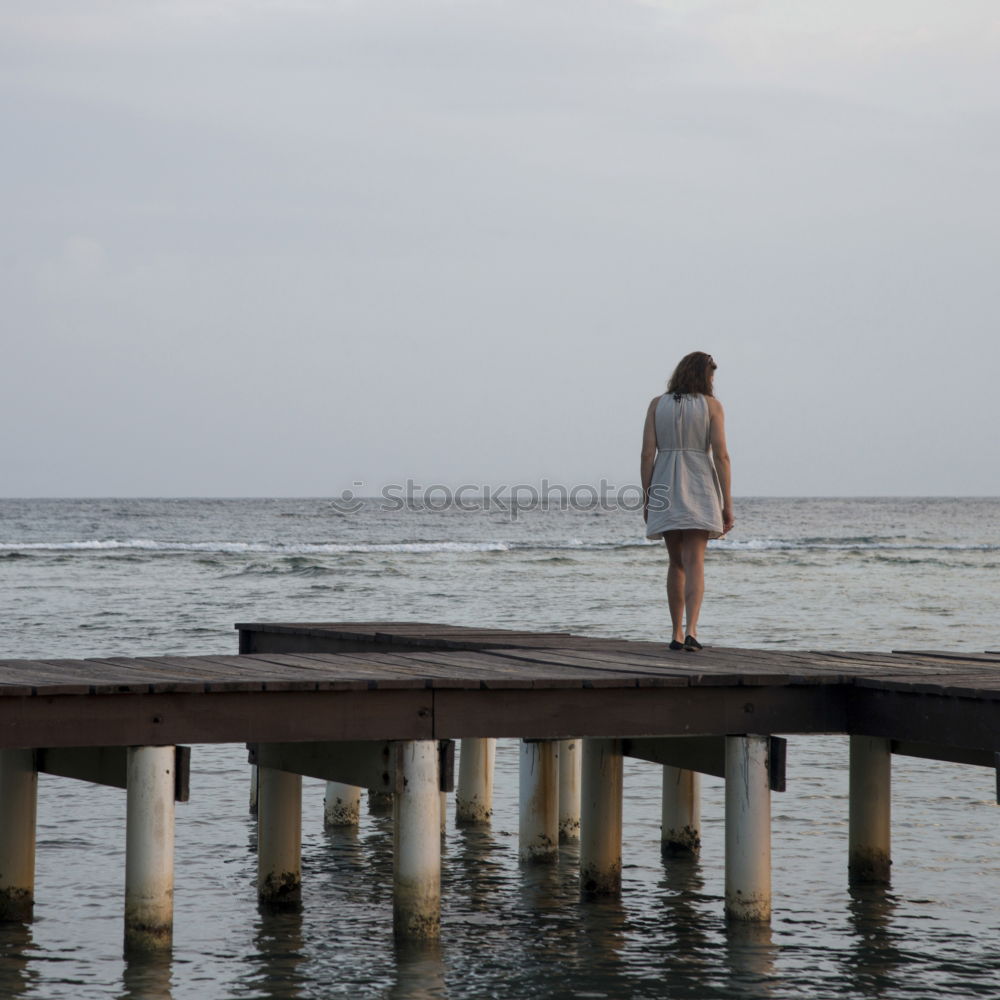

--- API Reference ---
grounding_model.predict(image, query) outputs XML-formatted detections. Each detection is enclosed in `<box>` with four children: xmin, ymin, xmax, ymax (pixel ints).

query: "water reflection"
<box><xmin>843</xmin><ymin>883</ymin><xmax>902</xmax><ymax>997</ymax></box>
<box><xmin>453</xmin><ymin>827</ymin><xmax>511</xmax><ymax>913</ymax></box>
<box><xmin>0</xmin><ymin>922</ymin><xmax>38</xmax><ymax>998</ymax></box>
<box><xmin>120</xmin><ymin>952</ymin><xmax>173</xmax><ymax>1000</ymax></box>
<box><xmin>391</xmin><ymin>941</ymin><xmax>448</xmax><ymax>1000</ymax></box>
<box><xmin>725</xmin><ymin>921</ymin><xmax>777</xmax><ymax>998</ymax></box>
<box><xmin>660</xmin><ymin>857</ymin><xmax>713</xmax><ymax>949</ymax></box>
<box><xmin>657</xmin><ymin>856</ymin><xmax>718</xmax><ymax>996</ymax></box>
<box><xmin>577</xmin><ymin>894</ymin><xmax>627</xmax><ymax>979</ymax></box>
<box><xmin>242</xmin><ymin>904</ymin><xmax>307</xmax><ymax>1000</ymax></box>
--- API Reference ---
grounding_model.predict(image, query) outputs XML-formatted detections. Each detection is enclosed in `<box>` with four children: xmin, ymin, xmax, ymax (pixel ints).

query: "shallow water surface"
<box><xmin>0</xmin><ymin>497</ymin><xmax>997</xmax><ymax>999</ymax></box>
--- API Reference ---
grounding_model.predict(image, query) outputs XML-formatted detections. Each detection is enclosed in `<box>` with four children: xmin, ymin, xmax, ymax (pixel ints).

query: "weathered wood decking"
<box><xmin>1</xmin><ymin>623</ymin><xmax>998</xmax><ymax>767</ymax></box>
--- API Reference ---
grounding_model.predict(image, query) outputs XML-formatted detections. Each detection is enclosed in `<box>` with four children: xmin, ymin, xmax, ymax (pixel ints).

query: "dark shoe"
<box><xmin>684</xmin><ymin>635</ymin><xmax>703</xmax><ymax>651</ymax></box>
<box><xmin>669</xmin><ymin>639</ymin><xmax>685</xmax><ymax>651</ymax></box>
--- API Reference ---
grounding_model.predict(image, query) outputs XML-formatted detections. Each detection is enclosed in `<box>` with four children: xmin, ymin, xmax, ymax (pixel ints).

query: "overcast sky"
<box><xmin>3</xmin><ymin>1</ymin><xmax>998</xmax><ymax>497</ymax></box>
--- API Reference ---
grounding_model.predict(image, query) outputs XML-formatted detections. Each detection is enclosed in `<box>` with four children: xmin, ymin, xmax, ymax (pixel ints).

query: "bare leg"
<box><xmin>664</xmin><ymin>532</ymin><xmax>685</xmax><ymax>643</ymax></box>
<box><xmin>680</xmin><ymin>531</ymin><xmax>709</xmax><ymax>637</ymax></box>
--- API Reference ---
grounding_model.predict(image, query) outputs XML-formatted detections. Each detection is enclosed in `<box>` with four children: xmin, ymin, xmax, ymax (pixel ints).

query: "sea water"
<box><xmin>0</xmin><ymin>497</ymin><xmax>997</xmax><ymax>999</ymax></box>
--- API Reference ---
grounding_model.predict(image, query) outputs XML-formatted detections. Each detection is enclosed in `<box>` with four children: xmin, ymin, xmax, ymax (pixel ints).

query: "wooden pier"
<box><xmin>1</xmin><ymin>621</ymin><xmax>998</xmax><ymax>949</ymax></box>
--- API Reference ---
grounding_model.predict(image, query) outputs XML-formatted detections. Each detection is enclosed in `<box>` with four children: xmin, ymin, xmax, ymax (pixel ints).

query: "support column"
<box><xmin>257</xmin><ymin>766</ymin><xmax>301</xmax><ymax>906</ymax></box>
<box><xmin>725</xmin><ymin>735</ymin><xmax>771</xmax><ymax>922</ymax></box>
<box><xmin>849</xmin><ymin>736</ymin><xmax>891</xmax><ymax>883</ymax></box>
<box><xmin>558</xmin><ymin>739</ymin><xmax>581</xmax><ymax>843</ymax></box>
<box><xmin>124</xmin><ymin>746</ymin><xmax>175</xmax><ymax>952</ymax></box>
<box><xmin>455</xmin><ymin>738</ymin><xmax>496</xmax><ymax>826</ymax></box>
<box><xmin>249</xmin><ymin>764</ymin><xmax>258</xmax><ymax>815</ymax></box>
<box><xmin>662</xmin><ymin>766</ymin><xmax>701</xmax><ymax>856</ymax></box>
<box><xmin>0</xmin><ymin>749</ymin><xmax>38</xmax><ymax>922</ymax></box>
<box><xmin>580</xmin><ymin>739</ymin><xmax>623</xmax><ymax>896</ymax></box>
<box><xmin>324</xmin><ymin>782</ymin><xmax>361</xmax><ymax>828</ymax></box>
<box><xmin>518</xmin><ymin>740</ymin><xmax>558</xmax><ymax>863</ymax></box>
<box><xmin>393</xmin><ymin>741</ymin><xmax>441</xmax><ymax>940</ymax></box>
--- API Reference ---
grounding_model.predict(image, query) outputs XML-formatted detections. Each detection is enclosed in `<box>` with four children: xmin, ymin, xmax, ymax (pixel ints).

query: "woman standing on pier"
<box><xmin>641</xmin><ymin>351</ymin><xmax>734</xmax><ymax>650</ymax></box>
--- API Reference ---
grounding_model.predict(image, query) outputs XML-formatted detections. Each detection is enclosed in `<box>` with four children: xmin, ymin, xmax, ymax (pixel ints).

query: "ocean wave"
<box><xmin>0</xmin><ymin>538</ymin><xmax>513</xmax><ymax>555</ymax></box>
<box><xmin>0</xmin><ymin>537</ymin><xmax>995</xmax><ymax>556</ymax></box>
<box><xmin>713</xmin><ymin>538</ymin><xmax>998</xmax><ymax>552</ymax></box>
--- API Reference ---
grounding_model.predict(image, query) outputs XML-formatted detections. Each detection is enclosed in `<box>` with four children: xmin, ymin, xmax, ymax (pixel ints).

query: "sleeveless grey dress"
<box><xmin>645</xmin><ymin>393</ymin><xmax>724</xmax><ymax>539</ymax></box>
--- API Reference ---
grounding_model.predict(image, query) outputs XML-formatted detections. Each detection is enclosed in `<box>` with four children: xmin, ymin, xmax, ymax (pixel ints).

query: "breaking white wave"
<box><xmin>0</xmin><ymin>538</ymin><xmax>513</xmax><ymax>555</ymax></box>
<box><xmin>0</xmin><ymin>537</ymin><xmax>996</xmax><ymax>555</ymax></box>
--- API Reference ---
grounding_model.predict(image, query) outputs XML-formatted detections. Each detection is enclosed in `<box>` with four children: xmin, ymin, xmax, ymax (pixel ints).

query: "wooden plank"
<box><xmin>455</xmin><ymin>650</ymin><xmax>690</xmax><ymax>686</ymax></box>
<box><xmin>29</xmin><ymin>659</ymin><xmax>135</xmax><ymax>696</ymax></box>
<box><xmin>249</xmin><ymin>651</ymin><xmax>468</xmax><ymax>683</ymax></box>
<box><xmin>891</xmin><ymin>650</ymin><xmax>1000</xmax><ymax>663</ymax></box>
<box><xmin>194</xmin><ymin>656</ymin><xmax>325</xmax><ymax>692</ymax></box>
<box><xmin>289</xmin><ymin>649</ymin><xmax>610</xmax><ymax>688</ymax></box>
<box><xmin>814</xmin><ymin>651</ymin><xmax>994</xmax><ymax>673</ymax></box>
<box><xmin>0</xmin><ymin>689</ymin><xmax>435</xmax><ymax>748</ymax></box>
<box><xmin>363</xmin><ymin>649</ymin><xmax>640</xmax><ymax>686</ymax></box>
<box><xmin>237</xmin><ymin>653</ymin><xmax>437</xmax><ymax>691</ymax></box>
<box><xmin>433</xmin><ymin>685</ymin><xmax>850</xmax><ymax>740</ymax></box>
<box><xmin>0</xmin><ymin>661</ymin><xmax>72</xmax><ymax>696</ymax></box>
<box><xmin>227</xmin><ymin>654</ymin><xmax>384</xmax><ymax>690</ymax></box>
<box><xmin>851</xmin><ymin>687</ymin><xmax>1000</xmax><ymax>750</ymax></box>
<box><xmin>87</xmin><ymin>658</ymin><xmax>211</xmax><ymax>694</ymax></box>
<box><xmin>486</xmin><ymin>646</ymin><xmax>758</xmax><ymax>686</ymax></box>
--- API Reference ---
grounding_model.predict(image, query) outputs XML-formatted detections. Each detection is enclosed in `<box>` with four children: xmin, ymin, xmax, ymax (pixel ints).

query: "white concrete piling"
<box><xmin>518</xmin><ymin>740</ymin><xmax>559</xmax><ymax>863</ymax></box>
<box><xmin>455</xmin><ymin>738</ymin><xmax>496</xmax><ymax>826</ymax></box>
<box><xmin>558</xmin><ymin>739</ymin><xmax>581</xmax><ymax>843</ymax></box>
<box><xmin>724</xmin><ymin>735</ymin><xmax>772</xmax><ymax>922</ymax></box>
<box><xmin>257</xmin><ymin>766</ymin><xmax>302</xmax><ymax>905</ymax></box>
<box><xmin>0</xmin><ymin>749</ymin><xmax>38</xmax><ymax>922</ymax></box>
<box><xmin>393</xmin><ymin>741</ymin><xmax>441</xmax><ymax>940</ymax></box>
<box><xmin>662</xmin><ymin>766</ymin><xmax>701</xmax><ymax>856</ymax></box>
<box><xmin>849</xmin><ymin>736</ymin><xmax>892</xmax><ymax>883</ymax></box>
<box><xmin>124</xmin><ymin>746</ymin><xmax>175</xmax><ymax>951</ymax></box>
<box><xmin>324</xmin><ymin>782</ymin><xmax>362</xmax><ymax>828</ymax></box>
<box><xmin>580</xmin><ymin>739</ymin><xmax>623</xmax><ymax>896</ymax></box>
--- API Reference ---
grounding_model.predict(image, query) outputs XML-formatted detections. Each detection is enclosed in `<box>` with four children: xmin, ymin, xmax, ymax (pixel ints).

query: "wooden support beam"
<box><xmin>37</xmin><ymin>747</ymin><xmax>190</xmax><ymax>802</ymax></box>
<box><xmin>889</xmin><ymin>739</ymin><xmax>999</xmax><ymax>769</ymax></box>
<box><xmin>624</xmin><ymin>736</ymin><xmax>787</xmax><ymax>792</ymax></box>
<box><xmin>248</xmin><ymin>740</ymin><xmax>454</xmax><ymax>793</ymax></box>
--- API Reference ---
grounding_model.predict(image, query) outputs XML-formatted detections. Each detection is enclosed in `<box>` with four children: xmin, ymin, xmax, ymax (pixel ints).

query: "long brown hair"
<box><xmin>666</xmin><ymin>351</ymin><xmax>717</xmax><ymax>397</ymax></box>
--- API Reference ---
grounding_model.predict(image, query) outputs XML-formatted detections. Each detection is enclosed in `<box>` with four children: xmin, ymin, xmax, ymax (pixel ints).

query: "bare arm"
<box><xmin>640</xmin><ymin>396</ymin><xmax>659</xmax><ymax>523</ymax></box>
<box><xmin>708</xmin><ymin>397</ymin><xmax>735</xmax><ymax>533</ymax></box>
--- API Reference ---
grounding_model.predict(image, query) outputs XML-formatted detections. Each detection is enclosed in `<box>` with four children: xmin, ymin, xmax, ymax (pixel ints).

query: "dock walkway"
<box><xmin>0</xmin><ymin>622</ymin><xmax>998</xmax><ymax>947</ymax></box>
